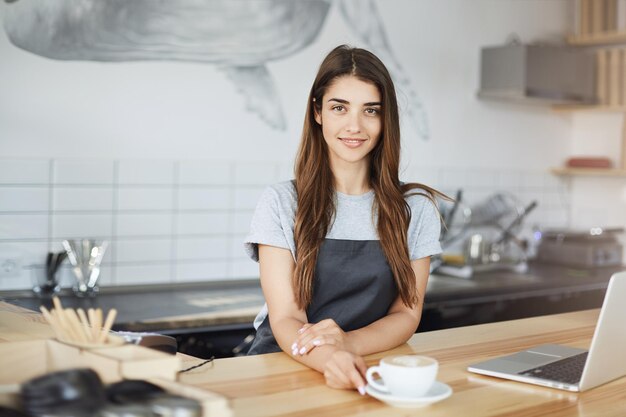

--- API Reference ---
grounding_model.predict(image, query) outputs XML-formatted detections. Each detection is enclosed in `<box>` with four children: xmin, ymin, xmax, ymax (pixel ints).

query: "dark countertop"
<box><xmin>1</xmin><ymin>262</ymin><xmax>623</xmax><ymax>334</ymax></box>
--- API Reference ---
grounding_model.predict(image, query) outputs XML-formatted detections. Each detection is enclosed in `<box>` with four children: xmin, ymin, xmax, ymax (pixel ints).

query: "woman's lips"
<box><xmin>339</xmin><ymin>137</ymin><xmax>366</xmax><ymax>148</ymax></box>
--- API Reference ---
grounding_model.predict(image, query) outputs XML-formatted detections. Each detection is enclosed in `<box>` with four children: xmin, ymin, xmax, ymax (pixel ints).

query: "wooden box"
<box><xmin>0</xmin><ymin>339</ymin><xmax>231</xmax><ymax>417</ymax></box>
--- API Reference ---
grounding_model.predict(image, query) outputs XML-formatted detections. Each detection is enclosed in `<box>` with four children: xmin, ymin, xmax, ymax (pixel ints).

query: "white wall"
<box><xmin>0</xmin><ymin>0</ymin><xmax>572</xmax><ymax>165</ymax></box>
<box><xmin>0</xmin><ymin>0</ymin><xmax>623</xmax><ymax>291</ymax></box>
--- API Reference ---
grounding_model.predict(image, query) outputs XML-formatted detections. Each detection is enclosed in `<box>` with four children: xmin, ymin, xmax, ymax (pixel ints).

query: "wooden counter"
<box><xmin>2</xmin><ymin>302</ymin><xmax>625</xmax><ymax>416</ymax></box>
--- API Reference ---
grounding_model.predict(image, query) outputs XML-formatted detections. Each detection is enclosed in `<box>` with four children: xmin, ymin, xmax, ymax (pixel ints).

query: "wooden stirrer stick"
<box><xmin>65</xmin><ymin>309</ymin><xmax>87</xmax><ymax>343</ymax></box>
<box><xmin>76</xmin><ymin>308</ymin><xmax>93</xmax><ymax>342</ymax></box>
<box><xmin>88</xmin><ymin>308</ymin><xmax>98</xmax><ymax>342</ymax></box>
<box><xmin>97</xmin><ymin>308</ymin><xmax>117</xmax><ymax>344</ymax></box>
<box><xmin>39</xmin><ymin>306</ymin><xmax>62</xmax><ymax>340</ymax></box>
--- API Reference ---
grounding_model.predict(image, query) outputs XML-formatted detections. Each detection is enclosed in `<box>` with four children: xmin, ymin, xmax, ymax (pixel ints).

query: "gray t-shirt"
<box><xmin>244</xmin><ymin>180</ymin><xmax>442</xmax><ymax>328</ymax></box>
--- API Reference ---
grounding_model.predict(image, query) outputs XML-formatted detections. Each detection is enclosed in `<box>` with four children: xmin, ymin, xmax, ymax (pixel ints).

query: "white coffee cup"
<box><xmin>365</xmin><ymin>355</ymin><xmax>438</xmax><ymax>398</ymax></box>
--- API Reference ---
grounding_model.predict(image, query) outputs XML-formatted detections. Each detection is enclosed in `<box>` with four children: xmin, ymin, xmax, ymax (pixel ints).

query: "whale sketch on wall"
<box><xmin>2</xmin><ymin>0</ymin><xmax>429</xmax><ymax>139</ymax></box>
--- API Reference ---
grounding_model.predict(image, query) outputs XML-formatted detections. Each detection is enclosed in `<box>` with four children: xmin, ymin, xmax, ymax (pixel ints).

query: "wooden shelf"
<box><xmin>567</xmin><ymin>30</ymin><xmax>626</xmax><ymax>46</ymax></box>
<box><xmin>551</xmin><ymin>167</ymin><xmax>626</xmax><ymax>177</ymax></box>
<box><xmin>552</xmin><ymin>105</ymin><xmax>626</xmax><ymax>113</ymax></box>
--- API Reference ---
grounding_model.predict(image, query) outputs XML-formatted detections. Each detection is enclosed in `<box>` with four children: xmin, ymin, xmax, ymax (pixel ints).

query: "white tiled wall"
<box><xmin>0</xmin><ymin>158</ymin><xmax>570</xmax><ymax>290</ymax></box>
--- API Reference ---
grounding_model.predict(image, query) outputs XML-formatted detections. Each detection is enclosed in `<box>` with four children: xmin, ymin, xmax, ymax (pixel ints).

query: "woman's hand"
<box><xmin>291</xmin><ymin>319</ymin><xmax>355</xmax><ymax>356</ymax></box>
<box><xmin>323</xmin><ymin>350</ymin><xmax>367</xmax><ymax>394</ymax></box>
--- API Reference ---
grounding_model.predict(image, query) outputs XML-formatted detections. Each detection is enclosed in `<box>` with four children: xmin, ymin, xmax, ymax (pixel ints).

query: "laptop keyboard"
<box><xmin>518</xmin><ymin>352</ymin><xmax>588</xmax><ymax>385</ymax></box>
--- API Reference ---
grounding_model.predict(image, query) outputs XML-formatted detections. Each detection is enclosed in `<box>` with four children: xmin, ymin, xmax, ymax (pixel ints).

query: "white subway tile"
<box><xmin>234</xmin><ymin>162</ymin><xmax>278</xmax><ymax>186</ymax></box>
<box><xmin>176</xmin><ymin>237</ymin><xmax>231</xmax><ymax>260</ymax></box>
<box><xmin>118</xmin><ymin>160</ymin><xmax>175</xmax><ymax>185</ymax></box>
<box><xmin>178</xmin><ymin>187</ymin><xmax>230</xmax><ymax>210</ymax></box>
<box><xmin>231</xmin><ymin>235</ymin><xmax>248</xmax><ymax>259</ymax></box>
<box><xmin>48</xmin><ymin>241</ymin><xmax>69</xmax><ymax>253</ymax></box>
<box><xmin>231</xmin><ymin>259</ymin><xmax>260</xmax><ymax>279</ymax></box>
<box><xmin>464</xmin><ymin>190</ymin><xmax>492</xmax><ymax>209</ymax></box>
<box><xmin>117</xmin><ymin>188</ymin><xmax>173</xmax><ymax>211</ymax></box>
<box><xmin>0</xmin><ymin>214</ymin><xmax>48</xmax><ymax>239</ymax></box>
<box><xmin>277</xmin><ymin>162</ymin><xmax>294</xmax><ymax>181</ymax></box>
<box><xmin>0</xmin><ymin>241</ymin><xmax>49</xmax><ymax>267</ymax></box>
<box><xmin>53</xmin><ymin>186</ymin><xmax>113</xmax><ymax>211</ymax></box>
<box><xmin>542</xmin><ymin>191</ymin><xmax>569</xmax><ymax>208</ymax></box>
<box><xmin>114</xmin><ymin>264</ymin><xmax>171</xmax><ymax>285</ymax></box>
<box><xmin>176</xmin><ymin>212</ymin><xmax>230</xmax><ymax>235</ymax></box>
<box><xmin>497</xmin><ymin>171</ymin><xmax>522</xmax><ymax>189</ymax></box>
<box><xmin>53</xmin><ymin>159</ymin><xmax>114</xmax><ymax>185</ymax></box>
<box><xmin>116</xmin><ymin>213</ymin><xmax>172</xmax><ymax>237</ymax></box>
<box><xmin>0</xmin><ymin>247</ymin><xmax>29</xmax><ymax>290</ymax></box>
<box><xmin>175</xmin><ymin>261</ymin><xmax>229</xmax><ymax>282</ymax></box>
<box><xmin>521</xmin><ymin>172</ymin><xmax>545</xmax><ymax>189</ymax></box>
<box><xmin>545</xmin><ymin>208</ymin><xmax>570</xmax><ymax>228</ymax></box>
<box><xmin>232</xmin><ymin>211</ymin><xmax>254</xmax><ymax>234</ymax></box>
<box><xmin>516</xmin><ymin>191</ymin><xmax>540</xmax><ymax>207</ymax></box>
<box><xmin>233</xmin><ymin>187</ymin><xmax>265</xmax><ymax>210</ymax></box>
<box><xmin>0</xmin><ymin>272</ymin><xmax>30</xmax><ymax>290</ymax></box>
<box><xmin>440</xmin><ymin>169</ymin><xmax>468</xmax><ymax>189</ymax></box>
<box><xmin>52</xmin><ymin>214</ymin><xmax>112</xmax><ymax>239</ymax></box>
<box><xmin>543</xmin><ymin>173</ymin><xmax>566</xmax><ymax>189</ymax></box>
<box><xmin>469</xmin><ymin>170</ymin><xmax>497</xmax><ymax>189</ymax></box>
<box><xmin>179</xmin><ymin>160</ymin><xmax>232</xmax><ymax>185</ymax></box>
<box><xmin>0</xmin><ymin>187</ymin><xmax>48</xmax><ymax>212</ymax></box>
<box><xmin>0</xmin><ymin>159</ymin><xmax>50</xmax><ymax>184</ymax></box>
<box><xmin>115</xmin><ymin>238</ymin><xmax>173</xmax><ymax>262</ymax></box>
<box><xmin>403</xmin><ymin>166</ymin><xmax>440</xmax><ymax>188</ymax></box>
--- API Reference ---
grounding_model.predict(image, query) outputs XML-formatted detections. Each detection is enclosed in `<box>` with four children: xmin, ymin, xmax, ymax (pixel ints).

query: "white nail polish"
<box><xmin>358</xmin><ymin>386</ymin><xmax>365</xmax><ymax>395</ymax></box>
<box><xmin>292</xmin><ymin>348</ymin><xmax>298</xmax><ymax>356</ymax></box>
<box><xmin>291</xmin><ymin>342</ymin><xmax>297</xmax><ymax>350</ymax></box>
<box><xmin>299</xmin><ymin>346</ymin><xmax>306</xmax><ymax>355</ymax></box>
<box><xmin>313</xmin><ymin>340</ymin><xmax>320</xmax><ymax>346</ymax></box>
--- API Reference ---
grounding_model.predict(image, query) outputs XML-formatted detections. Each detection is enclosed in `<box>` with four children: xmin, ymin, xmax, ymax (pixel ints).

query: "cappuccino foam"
<box><xmin>389</xmin><ymin>355</ymin><xmax>433</xmax><ymax>367</ymax></box>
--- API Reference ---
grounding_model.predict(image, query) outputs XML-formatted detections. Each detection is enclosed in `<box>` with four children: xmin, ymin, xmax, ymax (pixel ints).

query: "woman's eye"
<box><xmin>365</xmin><ymin>108</ymin><xmax>380</xmax><ymax>115</ymax></box>
<box><xmin>331</xmin><ymin>105</ymin><xmax>345</xmax><ymax>112</ymax></box>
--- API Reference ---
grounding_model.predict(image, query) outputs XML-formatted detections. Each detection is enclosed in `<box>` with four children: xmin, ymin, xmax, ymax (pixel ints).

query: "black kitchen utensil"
<box><xmin>105</xmin><ymin>380</ymin><xmax>165</xmax><ymax>405</ymax></box>
<box><xmin>149</xmin><ymin>394</ymin><xmax>201</xmax><ymax>417</ymax></box>
<box><xmin>0</xmin><ymin>406</ymin><xmax>30</xmax><ymax>417</ymax></box>
<box><xmin>20</xmin><ymin>368</ymin><xmax>106</xmax><ymax>416</ymax></box>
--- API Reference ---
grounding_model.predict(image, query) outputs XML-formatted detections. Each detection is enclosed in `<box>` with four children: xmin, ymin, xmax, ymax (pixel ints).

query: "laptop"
<box><xmin>467</xmin><ymin>271</ymin><xmax>626</xmax><ymax>392</ymax></box>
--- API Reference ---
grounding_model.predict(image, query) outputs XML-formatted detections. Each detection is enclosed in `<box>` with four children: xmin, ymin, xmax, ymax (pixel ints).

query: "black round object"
<box><xmin>20</xmin><ymin>368</ymin><xmax>106</xmax><ymax>416</ymax></box>
<box><xmin>149</xmin><ymin>394</ymin><xmax>201</xmax><ymax>417</ymax></box>
<box><xmin>105</xmin><ymin>380</ymin><xmax>165</xmax><ymax>405</ymax></box>
<box><xmin>0</xmin><ymin>406</ymin><xmax>30</xmax><ymax>417</ymax></box>
<box><xmin>98</xmin><ymin>403</ymin><xmax>154</xmax><ymax>417</ymax></box>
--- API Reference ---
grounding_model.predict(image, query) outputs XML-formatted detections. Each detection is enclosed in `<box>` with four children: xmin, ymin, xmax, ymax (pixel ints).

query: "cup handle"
<box><xmin>365</xmin><ymin>366</ymin><xmax>389</xmax><ymax>393</ymax></box>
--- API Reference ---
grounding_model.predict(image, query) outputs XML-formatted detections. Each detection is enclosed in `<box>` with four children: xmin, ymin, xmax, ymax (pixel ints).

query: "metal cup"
<box><xmin>62</xmin><ymin>239</ymin><xmax>108</xmax><ymax>297</ymax></box>
<box><xmin>464</xmin><ymin>234</ymin><xmax>489</xmax><ymax>265</ymax></box>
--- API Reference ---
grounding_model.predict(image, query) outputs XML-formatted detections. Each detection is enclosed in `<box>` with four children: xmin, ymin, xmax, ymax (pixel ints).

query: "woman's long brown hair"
<box><xmin>293</xmin><ymin>45</ymin><xmax>448</xmax><ymax>310</ymax></box>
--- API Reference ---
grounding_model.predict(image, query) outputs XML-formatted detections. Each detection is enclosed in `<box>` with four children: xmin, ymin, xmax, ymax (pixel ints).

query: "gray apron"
<box><xmin>247</xmin><ymin>238</ymin><xmax>398</xmax><ymax>355</ymax></box>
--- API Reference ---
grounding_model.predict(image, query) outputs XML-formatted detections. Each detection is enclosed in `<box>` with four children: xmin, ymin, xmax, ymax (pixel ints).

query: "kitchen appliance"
<box><xmin>478</xmin><ymin>42</ymin><xmax>595</xmax><ymax>105</ymax></box>
<box><xmin>537</xmin><ymin>228</ymin><xmax>623</xmax><ymax>268</ymax></box>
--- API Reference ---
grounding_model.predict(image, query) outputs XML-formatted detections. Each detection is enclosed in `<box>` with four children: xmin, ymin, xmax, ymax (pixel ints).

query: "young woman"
<box><xmin>244</xmin><ymin>45</ymin><xmax>446</xmax><ymax>394</ymax></box>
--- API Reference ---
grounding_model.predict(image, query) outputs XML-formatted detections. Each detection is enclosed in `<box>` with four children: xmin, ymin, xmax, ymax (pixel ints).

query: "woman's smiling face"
<box><xmin>314</xmin><ymin>75</ymin><xmax>382</xmax><ymax>168</ymax></box>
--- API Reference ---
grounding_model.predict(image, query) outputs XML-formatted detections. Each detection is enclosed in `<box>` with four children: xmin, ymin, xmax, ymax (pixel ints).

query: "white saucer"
<box><xmin>365</xmin><ymin>381</ymin><xmax>453</xmax><ymax>408</ymax></box>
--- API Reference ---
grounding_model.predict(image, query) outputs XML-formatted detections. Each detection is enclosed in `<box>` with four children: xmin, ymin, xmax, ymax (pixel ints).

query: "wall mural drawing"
<box><xmin>2</xmin><ymin>0</ymin><xmax>430</xmax><ymax>139</ymax></box>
